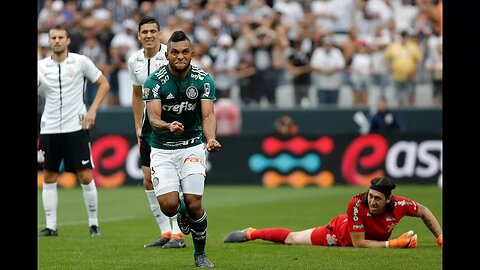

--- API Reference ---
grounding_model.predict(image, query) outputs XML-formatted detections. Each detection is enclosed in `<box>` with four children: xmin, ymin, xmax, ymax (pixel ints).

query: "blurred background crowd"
<box><xmin>37</xmin><ymin>0</ymin><xmax>442</xmax><ymax>110</ymax></box>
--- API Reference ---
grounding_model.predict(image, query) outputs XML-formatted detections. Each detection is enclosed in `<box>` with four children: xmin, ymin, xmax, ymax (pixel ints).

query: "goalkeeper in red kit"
<box><xmin>224</xmin><ymin>177</ymin><xmax>442</xmax><ymax>248</ymax></box>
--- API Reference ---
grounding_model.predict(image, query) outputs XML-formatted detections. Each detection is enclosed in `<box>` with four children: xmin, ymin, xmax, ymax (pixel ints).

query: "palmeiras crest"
<box><xmin>186</xmin><ymin>86</ymin><xmax>198</xmax><ymax>99</ymax></box>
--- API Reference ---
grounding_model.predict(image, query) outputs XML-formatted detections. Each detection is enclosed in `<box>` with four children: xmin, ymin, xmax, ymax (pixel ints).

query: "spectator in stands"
<box><xmin>310</xmin><ymin>0</ymin><xmax>339</xmax><ymax>35</ymax></box>
<box><xmin>285</xmin><ymin>38</ymin><xmax>312</xmax><ymax>108</ymax></box>
<box><xmin>392</xmin><ymin>0</ymin><xmax>418</xmax><ymax>34</ymax></box>
<box><xmin>148</xmin><ymin>0</ymin><xmax>179</xmax><ymax>29</ymax></box>
<box><xmin>384</xmin><ymin>30</ymin><xmax>422</xmax><ymax>107</ymax></box>
<box><xmin>159</xmin><ymin>14</ymin><xmax>182</xmax><ymax>45</ymax></box>
<box><xmin>273</xmin><ymin>0</ymin><xmax>305</xmax><ymax>44</ymax></box>
<box><xmin>364</xmin><ymin>23</ymin><xmax>391</xmax><ymax>96</ymax></box>
<box><xmin>191</xmin><ymin>41</ymin><xmax>213</xmax><ymax>74</ymax></box>
<box><xmin>310</xmin><ymin>37</ymin><xmax>345</xmax><ymax>107</ymax></box>
<box><xmin>426</xmin><ymin>23</ymin><xmax>442</xmax><ymax>56</ymax></box>
<box><xmin>355</xmin><ymin>0</ymin><xmax>392</xmax><ymax>36</ymax></box>
<box><xmin>212</xmin><ymin>34</ymin><xmax>239</xmax><ymax>100</ymax></box>
<box><xmin>235</xmin><ymin>56</ymin><xmax>257</xmax><ymax>106</ymax></box>
<box><xmin>38</xmin><ymin>0</ymin><xmax>68</xmax><ymax>33</ymax></box>
<box><xmin>349</xmin><ymin>40</ymin><xmax>372</xmax><ymax>107</ymax></box>
<box><xmin>416</xmin><ymin>0</ymin><xmax>441</xmax><ymax>34</ymax></box>
<box><xmin>84</xmin><ymin>5</ymin><xmax>116</xmax><ymax>108</ymax></box>
<box><xmin>244</xmin><ymin>0</ymin><xmax>275</xmax><ymax>28</ymax></box>
<box><xmin>110</xmin><ymin>18</ymin><xmax>139</xmax><ymax>107</ymax></box>
<box><xmin>424</xmin><ymin>43</ymin><xmax>442</xmax><ymax>107</ymax></box>
<box><xmin>340</xmin><ymin>26</ymin><xmax>360</xmax><ymax>90</ymax></box>
<box><xmin>243</xmin><ymin>24</ymin><xmax>279</xmax><ymax>107</ymax></box>
<box><xmin>38</xmin><ymin>0</ymin><xmax>55</xmax><ymax>33</ymax></box>
<box><xmin>333</xmin><ymin>0</ymin><xmax>356</xmax><ymax>35</ymax></box>
<box><xmin>413</xmin><ymin>12</ymin><xmax>434</xmax><ymax>44</ymax></box>
<box><xmin>79</xmin><ymin>24</ymin><xmax>110</xmax><ymax>108</ymax></box>
<box><xmin>107</xmin><ymin>0</ymin><xmax>138</xmax><ymax>34</ymax></box>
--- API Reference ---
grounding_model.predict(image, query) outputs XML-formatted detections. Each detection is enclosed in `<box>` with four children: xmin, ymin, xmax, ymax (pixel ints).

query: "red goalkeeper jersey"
<box><xmin>327</xmin><ymin>192</ymin><xmax>419</xmax><ymax>246</ymax></box>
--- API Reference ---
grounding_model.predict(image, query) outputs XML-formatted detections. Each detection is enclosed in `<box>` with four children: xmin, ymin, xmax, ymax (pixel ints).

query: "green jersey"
<box><xmin>142</xmin><ymin>64</ymin><xmax>216</xmax><ymax>150</ymax></box>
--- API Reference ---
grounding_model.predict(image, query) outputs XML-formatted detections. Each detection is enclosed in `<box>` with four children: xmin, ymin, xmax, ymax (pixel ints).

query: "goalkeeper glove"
<box><xmin>436</xmin><ymin>235</ymin><xmax>442</xmax><ymax>247</ymax></box>
<box><xmin>385</xmin><ymin>230</ymin><xmax>418</xmax><ymax>248</ymax></box>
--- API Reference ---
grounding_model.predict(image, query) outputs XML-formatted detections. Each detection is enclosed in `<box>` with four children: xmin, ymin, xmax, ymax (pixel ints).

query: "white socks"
<box><xmin>145</xmin><ymin>190</ymin><xmax>171</xmax><ymax>235</ymax></box>
<box><xmin>81</xmin><ymin>180</ymin><xmax>99</xmax><ymax>227</ymax></box>
<box><xmin>42</xmin><ymin>182</ymin><xmax>58</xmax><ymax>230</ymax></box>
<box><xmin>171</xmin><ymin>214</ymin><xmax>181</xmax><ymax>235</ymax></box>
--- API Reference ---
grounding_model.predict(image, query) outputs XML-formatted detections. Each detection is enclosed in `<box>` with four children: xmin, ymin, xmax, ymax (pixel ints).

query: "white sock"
<box><xmin>171</xmin><ymin>214</ymin><xmax>181</xmax><ymax>235</ymax></box>
<box><xmin>42</xmin><ymin>182</ymin><xmax>58</xmax><ymax>230</ymax></box>
<box><xmin>146</xmin><ymin>190</ymin><xmax>171</xmax><ymax>236</ymax></box>
<box><xmin>81</xmin><ymin>180</ymin><xmax>99</xmax><ymax>227</ymax></box>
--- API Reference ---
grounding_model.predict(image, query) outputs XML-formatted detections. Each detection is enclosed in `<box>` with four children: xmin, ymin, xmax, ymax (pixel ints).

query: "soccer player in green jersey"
<box><xmin>128</xmin><ymin>16</ymin><xmax>185</xmax><ymax>249</ymax></box>
<box><xmin>143</xmin><ymin>30</ymin><xmax>221</xmax><ymax>268</ymax></box>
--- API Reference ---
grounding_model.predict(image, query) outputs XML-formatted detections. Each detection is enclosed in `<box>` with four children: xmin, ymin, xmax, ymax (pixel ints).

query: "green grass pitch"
<box><xmin>38</xmin><ymin>184</ymin><xmax>442</xmax><ymax>269</ymax></box>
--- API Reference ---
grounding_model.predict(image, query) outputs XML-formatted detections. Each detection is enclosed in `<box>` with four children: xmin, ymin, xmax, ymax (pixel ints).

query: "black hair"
<box><xmin>168</xmin><ymin>30</ymin><xmax>190</xmax><ymax>44</ymax></box>
<box><xmin>362</xmin><ymin>177</ymin><xmax>396</xmax><ymax>211</ymax></box>
<box><xmin>167</xmin><ymin>30</ymin><xmax>191</xmax><ymax>53</ymax></box>
<box><xmin>369</xmin><ymin>177</ymin><xmax>396</xmax><ymax>197</ymax></box>
<box><xmin>139</xmin><ymin>16</ymin><xmax>160</xmax><ymax>32</ymax></box>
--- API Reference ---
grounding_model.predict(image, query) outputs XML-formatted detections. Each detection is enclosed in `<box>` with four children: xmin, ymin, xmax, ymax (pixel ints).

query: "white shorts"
<box><xmin>150</xmin><ymin>144</ymin><xmax>207</xmax><ymax>196</ymax></box>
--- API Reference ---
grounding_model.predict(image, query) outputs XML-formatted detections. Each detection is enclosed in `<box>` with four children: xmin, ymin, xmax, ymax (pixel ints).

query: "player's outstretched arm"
<box><xmin>350</xmin><ymin>231</ymin><xmax>417</xmax><ymax>248</ymax></box>
<box><xmin>416</xmin><ymin>203</ymin><xmax>442</xmax><ymax>247</ymax></box>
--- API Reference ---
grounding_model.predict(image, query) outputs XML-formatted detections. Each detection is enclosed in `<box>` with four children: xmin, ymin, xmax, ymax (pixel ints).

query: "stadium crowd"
<box><xmin>38</xmin><ymin>0</ymin><xmax>442</xmax><ymax>109</ymax></box>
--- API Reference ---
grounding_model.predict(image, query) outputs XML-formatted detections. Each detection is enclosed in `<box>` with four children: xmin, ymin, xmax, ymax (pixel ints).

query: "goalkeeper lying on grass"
<box><xmin>224</xmin><ymin>177</ymin><xmax>442</xmax><ymax>248</ymax></box>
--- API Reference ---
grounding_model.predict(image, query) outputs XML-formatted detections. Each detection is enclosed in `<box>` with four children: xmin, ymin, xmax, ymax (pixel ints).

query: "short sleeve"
<box><xmin>142</xmin><ymin>78</ymin><xmax>160</xmax><ymax>101</ymax></box>
<box><xmin>81</xmin><ymin>55</ymin><xmax>102</xmax><ymax>83</ymax></box>
<box><xmin>127</xmin><ymin>54</ymin><xmax>141</xmax><ymax>86</ymax></box>
<box><xmin>394</xmin><ymin>196</ymin><xmax>419</xmax><ymax>217</ymax></box>
<box><xmin>346</xmin><ymin>197</ymin><xmax>365</xmax><ymax>233</ymax></box>
<box><xmin>200</xmin><ymin>75</ymin><xmax>216</xmax><ymax>101</ymax></box>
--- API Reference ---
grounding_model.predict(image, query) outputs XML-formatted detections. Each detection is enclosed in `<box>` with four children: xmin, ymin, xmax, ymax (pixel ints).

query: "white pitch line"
<box><xmin>37</xmin><ymin>215</ymin><xmax>137</xmax><ymax>228</ymax></box>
